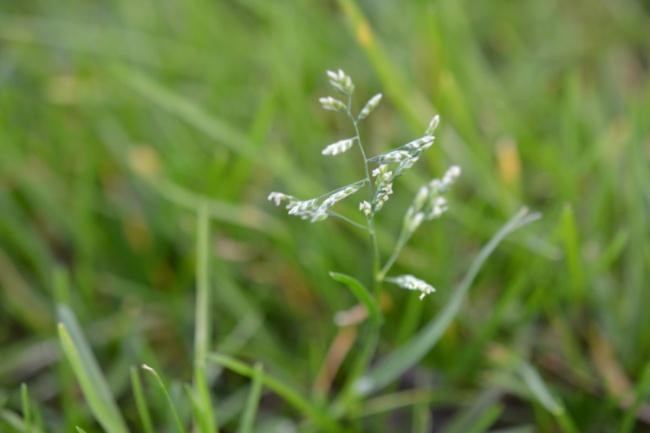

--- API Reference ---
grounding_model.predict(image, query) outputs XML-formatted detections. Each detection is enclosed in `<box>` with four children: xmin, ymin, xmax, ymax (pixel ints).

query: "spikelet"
<box><xmin>267</xmin><ymin>191</ymin><xmax>296</xmax><ymax>206</ymax></box>
<box><xmin>357</xmin><ymin>93</ymin><xmax>382</xmax><ymax>121</ymax></box>
<box><xmin>386</xmin><ymin>275</ymin><xmax>436</xmax><ymax>300</ymax></box>
<box><xmin>322</xmin><ymin>138</ymin><xmax>355</xmax><ymax>156</ymax></box>
<box><xmin>359</xmin><ymin>201</ymin><xmax>372</xmax><ymax>217</ymax></box>
<box><xmin>425</xmin><ymin>114</ymin><xmax>440</xmax><ymax>135</ymax></box>
<box><xmin>403</xmin><ymin>165</ymin><xmax>461</xmax><ymax>231</ymax></box>
<box><xmin>402</xmin><ymin>135</ymin><xmax>435</xmax><ymax>152</ymax></box>
<box><xmin>371</xmin><ymin>164</ymin><xmax>394</xmax><ymax>212</ymax></box>
<box><xmin>319</xmin><ymin>96</ymin><xmax>347</xmax><ymax>112</ymax></box>
<box><xmin>326</xmin><ymin>69</ymin><xmax>355</xmax><ymax>95</ymax></box>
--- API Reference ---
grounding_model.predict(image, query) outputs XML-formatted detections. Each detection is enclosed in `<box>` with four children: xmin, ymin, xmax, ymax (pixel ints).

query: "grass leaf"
<box><xmin>193</xmin><ymin>204</ymin><xmax>218</xmax><ymax>433</ymax></box>
<box><xmin>237</xmin><ymin>363</ymin><xmax>264</xmax><ymax>433</ymax></box>
<box><xmin>141</xmin><ymin>364</ymin><xmax>186</xmax><ymax>433</ymax></box>
<box><xmin>57</xmin><ymin>306</ymin><xmax>129</xmax><ymax>433</ymax></box>
<box><xmin>517</xmin><ymin>361</ymin><xmax>578</xmax><ymax>433</ymax></box>
<box><xmin>20</xmin><ymin>383</ymin><xmax>31</xmax><ymax>433</ymax></box>
<box><xmin>329</xmin><ymin>272</ymin><xmax>382</xmax><ymax>325</ymax></box>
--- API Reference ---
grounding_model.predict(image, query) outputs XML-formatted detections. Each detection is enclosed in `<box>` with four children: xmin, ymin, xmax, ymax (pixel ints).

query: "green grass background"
<box><xmin>1</xmin><ymin>0</ymin><xmax>649</xmax><ymax>432</ymax></box>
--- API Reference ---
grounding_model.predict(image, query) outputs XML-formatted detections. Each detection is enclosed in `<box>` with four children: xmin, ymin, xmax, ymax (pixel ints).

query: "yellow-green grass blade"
<box><xmin>57</xmin><ymin>305</ymin><xmax>129</xmax><ymax>433</ymax></box>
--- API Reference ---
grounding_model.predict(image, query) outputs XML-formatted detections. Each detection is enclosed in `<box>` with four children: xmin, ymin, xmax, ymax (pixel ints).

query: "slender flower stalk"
<box><xmin>267</xmin><ymin>68</ymin><xmax>463</xmax><ymax>408</ymax></box>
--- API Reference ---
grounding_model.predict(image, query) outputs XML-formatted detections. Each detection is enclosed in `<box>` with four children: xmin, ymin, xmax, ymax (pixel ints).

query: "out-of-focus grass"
<box><xmin>0</xmin><ymin>0</ymin><xmax>649</xmax><ymax>431</ymax></box>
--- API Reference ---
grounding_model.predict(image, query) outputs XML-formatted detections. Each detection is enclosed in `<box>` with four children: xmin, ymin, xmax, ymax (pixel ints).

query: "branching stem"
<box><xmin>328</xmin><ymin>211</ymin><xmax>369</xmax><ymax>232</ymax></box>
<box><xmin>346</xmin><ymin>100</ymin><xmax>381</xmax><ymax>294</ymax></box>
<box><xmin>378</xmin><ymin>227</ymin><xmax>412</xmax><ymax>280</ymax></box>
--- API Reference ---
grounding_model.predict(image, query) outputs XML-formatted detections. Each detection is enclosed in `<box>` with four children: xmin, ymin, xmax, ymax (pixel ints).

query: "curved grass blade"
<box><xmin>518</xmin><ymin>362</ymin><xmax>563</xmax><ymax>416</ymax></box>
<box><xmin>329</xmin><ymin>272</ymin><xmax>382</xmax><ymax>325</ymax></box>
<box><xmin>355</xmin><ymin>208</ymin><xmax>541</xmax><ymax>396</ymax></box>
<box><xmin>517</xmin><ymin>361</ymin><xmax>577</xmax><ymax>433</ymax></box>
<box><xmin>141</xmin><ymin>364</ymin><xmax>186</xmax><ymax>433</ymax></box>
<box><xmin>237</xmin><ymin>363</ymin><xmax>264</xmax><ymax>433</ymax></box>
<box><xmin>208</xmin><ymin>353</ymin><xmax>343</xmax><ymax>433</ymax></box>
<box><xmin>57</xmin><ymin>306</ymin><xmax>129</xmax><ymax>433</ymax></box>
<box><xmin>116</xmin><ymin>66</ymin><xmax>316</xmax><ymax>195</ymax></box>
<box><xmin>116</xmin><ymin>66</ymin><xmax>256</xmax><ymax>158</ymax></box>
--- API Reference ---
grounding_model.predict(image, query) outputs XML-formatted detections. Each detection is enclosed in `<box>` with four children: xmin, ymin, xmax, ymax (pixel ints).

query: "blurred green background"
<box><xmin>1</xmin><ymin>0</ymin><xmax>649</xmax><ymax>431</ymax></box>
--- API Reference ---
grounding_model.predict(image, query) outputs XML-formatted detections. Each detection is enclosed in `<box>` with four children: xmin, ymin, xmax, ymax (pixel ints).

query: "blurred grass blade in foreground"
<box><xmin>57</xmin><ymin>305</ymin><xmax>129</xmax><ymax>433</ymax></box>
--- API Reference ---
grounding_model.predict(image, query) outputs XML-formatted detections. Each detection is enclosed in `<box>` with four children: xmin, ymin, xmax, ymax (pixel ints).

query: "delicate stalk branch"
<box><xmin>328</xmin><ymin>211</ymin><xmax>369</xmax><ymax>232</ymax></box>
<box><xmin>314</xmin><ymin>179</ymin><xmax>368</xmax><ymax>201</ymax></box>
<box><xmin>378</xmin><ymin>228</ymin><xmax>412</xmax><ymax>280</ymax></box>
<box><xmin>367</xmin><ymin>220</ymin><xmax>381</xmax><ymax>290</ymax></box>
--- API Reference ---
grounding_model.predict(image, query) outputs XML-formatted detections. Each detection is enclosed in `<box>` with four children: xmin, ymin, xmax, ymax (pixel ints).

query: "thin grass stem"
<box><xmin>328</xmin><ymin>211</ymin><xmax>369</xmax><ymax>231</ymax></box>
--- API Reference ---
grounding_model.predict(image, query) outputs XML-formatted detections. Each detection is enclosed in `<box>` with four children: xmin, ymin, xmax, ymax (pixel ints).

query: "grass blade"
<box><xmin>141</xmin><ymin>364</ymin><xmax>186</xmax><ymax>433</ymax></box>
<box><xmin>517</xmin><ymin>362</ymin><xmax>577</xmax><ymax>433</ymax></box>
<box><xmin>116</xmin><ymin>66</ymin><xmax>256</xmax><ymax>158</ymax></box>
<box><xmin>336</xmin><ymin>0</ymin><xmax>430</xmax><ymax>130</ymax></box>
<box><xmin>329</xmin><ymin>272</ymin><xmax>382</xmax><ymax>325</ymax></box>
<box><xmin>193</xmin><ymin>204</ymin><xmax>218</xmax><ymax>433</ymax></box>
<box><xmin>559</xmin><ymin>204</ymin><xmax>585</xmax><ymax>301</ymax></box>
<box><xmin>195</xmin><ymin>204</ymin><xmax>211</xmax><ymax>367</ymax></box>
<box><xmin>57</xmin><ymin>306</ymin><xmax>129</xmax><ymax>433</ymax></box>
<box><xmin>130</xmin><ymin>367</ymin><xmax>154</xmax><ymax>433</ymax></box>
<box><xmin>208</xmin><ymin>353</ymin><xmax>343</xmax><ymax>433</ymax></box>
<box><xmin>20</xmin><ymin>383</ymin><xmax>31</xmax><ymax>433</ymax></box>
<box><xmin>518</xmin><ymin>362</ymin><xmax>563</xmax><ymax>416</ymax></box>
<box><xmin>193</xmin><ymin>365</ymin><xmax>217</xmax><ymax>433</ymax></box>
<box><xmin>355</xmin><ymin>208</ymin><xmax>541</xmax><ymax>396</ymax></box>
<box><xmin>237</xmin><ymin>363</ymin><xmax>264</xmax><ymax>433</ymax></box>
<box><xmin>617</xmin><ymin>361</ymin><xmax>650</xmax><ymax>433</ymax></box>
